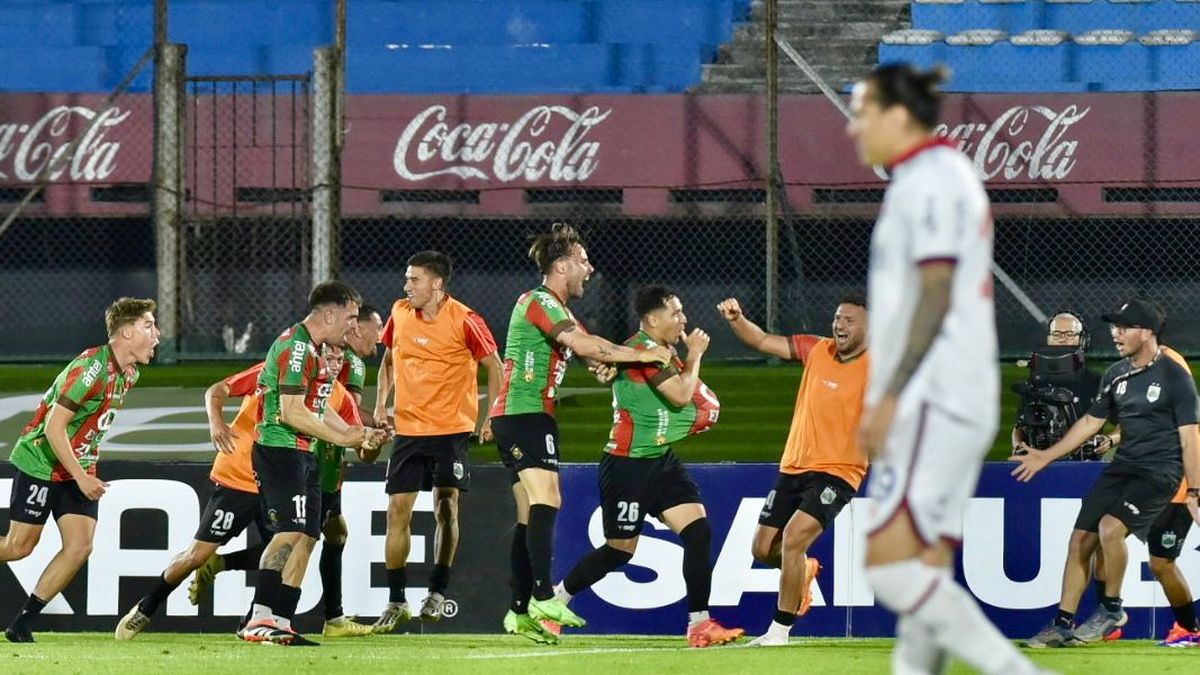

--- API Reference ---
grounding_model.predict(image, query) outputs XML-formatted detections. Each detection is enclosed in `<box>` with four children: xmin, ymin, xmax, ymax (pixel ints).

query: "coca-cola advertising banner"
<box><xmin>2</xmin><ymin>92</ymin><xmax>1196</xmax><ymax>216</ymax></box>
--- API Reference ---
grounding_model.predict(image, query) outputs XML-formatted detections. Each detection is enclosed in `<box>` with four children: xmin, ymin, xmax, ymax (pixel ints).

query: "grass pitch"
<box><xmin>0</xmin><ymin>361</ymin><xmax>1040</xmax><ymax>463</ymax></box>
<box><xmin>1</xmin><ymin>633</ymin><xmax>1194</xmax><ymax>674</ymax></box>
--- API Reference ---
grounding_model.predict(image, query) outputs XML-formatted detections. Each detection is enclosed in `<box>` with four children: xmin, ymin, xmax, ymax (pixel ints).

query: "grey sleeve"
<box><xmin>1168</xmin><ymin>364</ymin><xmax>1200</xmax><ymax>427</ymax></box>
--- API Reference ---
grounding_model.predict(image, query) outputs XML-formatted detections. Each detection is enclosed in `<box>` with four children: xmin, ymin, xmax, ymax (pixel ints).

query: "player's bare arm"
<box><xmin>655</xmin><ymin>329</ymin><xmax>710</xmax><ymax>407</ymax></box>
<box><xmin>1010</xmin><ymin>413</ymin><xmax>1106</xmax><ymax>482</ymax></box>
<box><xmin>557</xmin><ymin>325</ymin><xmax>671</xmax><ymax>366</ymax></box>
<box><xmin>374</xmin><ymin>346</ymin><xmax>394</xmax><ymax>426</ymax></box>
<box><xmin>279</xmin><ymin>393</ymin><xmax>367</xmax><ymax>448</ymax></box>
<box><xmin>204</xmin><ymin>379</ymin><xmax>238</xmax><ymax>455</ymax></box>
<box><xmin>716</xmin><ymin>298</ymin><xmax>792</xmax><ymax>361</ymax></box>
<box><xmin>46</xmin><ymin>403</ymin><xmax>108</xmax><ymax>500</ymax></box>
<box><xmin>478</xmin><ymin>351</ymin><xmax>503</xmax><ymax>442</ymax></box>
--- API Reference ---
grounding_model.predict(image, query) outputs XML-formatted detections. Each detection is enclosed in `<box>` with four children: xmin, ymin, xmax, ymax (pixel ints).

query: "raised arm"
<box><xmin>716</xmin><ymin>298</ymin><xmax>793</xmax><ymax>361</ymax></box>
<box><xmin>556</xmin><ymin>326</ymin><xmax>671</xmax><ymax>366</ymax></box>
<box><xmin>654</xmin><ymin>330</ymin><xmax>709</xmax><ymax>407</ymax></box>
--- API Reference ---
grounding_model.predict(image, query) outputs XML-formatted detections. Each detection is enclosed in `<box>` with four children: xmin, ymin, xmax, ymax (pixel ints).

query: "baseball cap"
<box><xmin>1101</xmin><ymin>299</ymin><xmax>1164</xmax><ymax>334</ymax></box>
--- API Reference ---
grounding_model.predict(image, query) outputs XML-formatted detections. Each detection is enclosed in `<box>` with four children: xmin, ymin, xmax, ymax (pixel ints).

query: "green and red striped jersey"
<box><xmin>9</xmin><ymin>344</ymin><xmax>139</xmax><ymax>481</ymax></box>
<box><xmin>605</xmin><ymin>331</ymin><xmax>720</xmax><ymax>459</ymax></box>
<box><xmin>491</xmin><ymin>286</ymin><xmax>578</xmax><ymax>418</ymax></box>
<box><xmin>257</xmin><ymin>323</ymin><xmax>331</xmax><ymax>451</ymax></box>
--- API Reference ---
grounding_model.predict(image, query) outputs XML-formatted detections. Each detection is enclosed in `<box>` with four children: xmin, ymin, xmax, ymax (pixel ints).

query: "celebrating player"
<box><xmin>240</xmin><ymin>281</ymin><xmax>384</xmax><ymax>646</ymax></box>
<box><xmin>851</xmin><ymin>64</ymin><xmax>1042</xmax><ymax>674</ymax></box>
<box><xmin>553</xmin><ymin>286</ymin><xmax>741</xmax><ymax>647</ymax></box>
<box><xmin>371</xmin><ymin>251</ymin><xmax>503</xmax><ymax>631</ymax></box>
<box><xmin>2</xmin><ymin>297</ymin><xmax>158</xmax><ymax>643</ymax></box>
<box><xmin>491</xmin><ymin>222</ymin><xmax>671</xmax><ymax>643</ymax></box>
<box><xmin>718</xmin><ymin>294</ymin><xmax>869</xmax><ymax>646</ymax></box>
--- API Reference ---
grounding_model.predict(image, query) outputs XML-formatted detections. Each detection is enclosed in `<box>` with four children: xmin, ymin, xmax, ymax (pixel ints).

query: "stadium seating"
<box><xmin>0</xmin><ymin>0</ymin><xmax>750</xmax><ymax>94</ymax></box>
<box><xmin>882</xmin><ymin>0</ymin><xmax>1200</xmax><ymax>92</ymax></box>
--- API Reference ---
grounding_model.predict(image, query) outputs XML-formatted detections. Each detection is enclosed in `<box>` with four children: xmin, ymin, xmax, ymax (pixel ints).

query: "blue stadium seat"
<box><xmin>912</xmin><ymin>0</ymin><xmax>1041</xmax><ymax>34</ymax></box>
<box><xmin>1073</xmin><ymin>33</ymin><xmax>1153</xmax><ymax>90</ymax></box>
<box><xmin>170</xmin><ymin>1</ymin><xmax>328</xmax><ymax>46</ymax></box>
<box><xmin>347</xmin><ymin>44</ymin><xmax>616</xmax><ymax>94</ymax></box>
<box><xmin>1044</xmin><ymin>0</ymin><xmax>1161</xmax><ymax>34</ymax></box>
<box><xmin>0</xmin><ymin>4</ymin><xmax>79</xmax><ymax>47</ymax></box>
<box><xmin>0</xmin><ymin>47</ymin><xmax>107</xmax><ymax>92</ymax></box>
<box><xmin>1161</xmin><ymin>0</ymin><xmax>1200</xmax><ymax>28</ymax></box>
<box><xmin>943</xmin><ymin>41</ymin><xmax>1078</xmax><ymax>91</ymax></box>
<box><xmin>77</xmin><ymin>4</ymin><xmax>154</xmax><ymax>47</ymax></box>
<box><xmin>615</xmin><ymin>43</ymin><xmax>708</xmax><ymax>92</ymax></box>
<box><xmin>594</xmin><ymin>0</ymin><xmax>736</xmax><ymax>45</ymax></box>
<box><xmin>348</xmin><ymin>1</ymin><xmax>589</xmax><ymax>46</ymax></box>
<box><xmin>1145</xmin><ymin>32</ymin><xmax>1200</xmax><ymax>88</ymax></box>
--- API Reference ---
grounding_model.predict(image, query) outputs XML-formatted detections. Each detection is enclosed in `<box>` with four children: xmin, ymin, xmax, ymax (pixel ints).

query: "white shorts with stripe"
<box><xmin>865</xmin><ymin>396</ymin><xmax>996</xmax><ymax>546</ymax></box>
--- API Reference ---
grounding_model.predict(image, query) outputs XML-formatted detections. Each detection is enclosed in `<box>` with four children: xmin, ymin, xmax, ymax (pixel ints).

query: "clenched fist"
<box><xmin>716</xmin><ymin>298</ymin><xmax>742</xmax><ymax>322</ymax></box>
<box><xmin>684</xmin><ymin>328</ymin><xmax>710</xmax><ymax>357</ymax></box>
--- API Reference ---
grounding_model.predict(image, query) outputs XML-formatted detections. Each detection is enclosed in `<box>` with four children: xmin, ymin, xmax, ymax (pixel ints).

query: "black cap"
<box><xmin>1101</xmin><ymin>299</ymin><xmax>1164</xmax><ymax>334</ymax></box>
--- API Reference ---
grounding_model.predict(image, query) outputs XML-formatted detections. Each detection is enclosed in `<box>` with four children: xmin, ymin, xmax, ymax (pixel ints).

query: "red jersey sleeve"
<box><xmin>380</xmin><ymin>315</ymin><xmax>395</xmax><ymax>348</ymax></box>
<box><xmin>788</xmin><ymin>335</ymin><xmax>822</xmax><ymax>365</ymax></box>
<box><xmin>463</xmin><ymin>312</ymin><xmax>498</xmax><ymax>361</ymax></box>
<box><xmin>223</xmin><ymin>363</ymin><xmax>265</xmax><ymax>397</ymax></box>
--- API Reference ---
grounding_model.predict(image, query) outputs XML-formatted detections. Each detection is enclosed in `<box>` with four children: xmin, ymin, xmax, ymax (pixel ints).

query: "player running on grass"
<box><xmin>491</xmin><ymin>222</ymin><xmax>671</xmax><ymax>643</ymax></box>
<box><xmin>115</xmin><ymin>343</ymin><xmax>372</xmax><ymax>639</ymax></box>
<box><xmin>718</xmin><ymin>293</ymin><xmax>869</xmax><ymax>646</ymax></box>
<box><xmin>2</xmin><ymin>298</ymin><xmax>158</xmax><ymax>643</ymax></box>
<box><xmin>553</xmin><ymin>286</ymin><xmax>742</xmax><ymax>648</ymax></box>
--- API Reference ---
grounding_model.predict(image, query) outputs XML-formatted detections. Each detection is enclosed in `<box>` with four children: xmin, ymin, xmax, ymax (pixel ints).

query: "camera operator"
<box><xmin>1011</xmin><ymin>311</ymin><xmax>1108</xmax><ymax>460</ymax></box>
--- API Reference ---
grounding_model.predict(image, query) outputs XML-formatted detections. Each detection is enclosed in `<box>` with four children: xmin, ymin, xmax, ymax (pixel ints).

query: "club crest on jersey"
<box><xmin>1147</xmin><ymin>383</ymin><xmax>1161</xmax><ymax>402</ymax></box>
<box><xmin>1116</xmin><ymin>381</ymin><xmax>1128</xmax><ymax>397</ymax></box>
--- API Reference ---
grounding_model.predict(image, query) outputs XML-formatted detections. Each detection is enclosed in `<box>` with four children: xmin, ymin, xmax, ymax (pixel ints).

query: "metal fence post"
<box><xmin>312</xmin><ymin>46</ymin><xmax>337</xmax><ymax>285</ymax></box>
<box><xmin>764</xmin><ymin>0</ymin><xmax>781</xmax><ymax>334</ymax></box>
<box><xmin>154</xmin><ymin>42</ymin><xmax>185</xmax><ymax>360</ymax></box>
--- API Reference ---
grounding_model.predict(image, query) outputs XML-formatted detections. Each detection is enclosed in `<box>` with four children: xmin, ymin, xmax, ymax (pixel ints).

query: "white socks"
<box><xmin>766</xmin><ymin>620</ymin><xmax>792</xmax><ymax>638</ymax></box>
<box><xmin>868</xmin><ymin>559</ymin><xmax>1037</xmax><ymax>675</ymax></box>
<box><xmin>688</xmin><ymin>610</ymin><xmax>710</xmax><ymax>626</ymax></box>
<box><xmin>553</xmin><ymin>582</ymin><xmax>572</xmax><ymax>605</ymax></box>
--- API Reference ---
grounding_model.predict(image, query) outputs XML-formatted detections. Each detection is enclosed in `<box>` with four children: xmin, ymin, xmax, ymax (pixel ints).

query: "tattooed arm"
<box><xmin>555</xmin><ymin>326</ymin><xmax>671</xmax><ymax>366</ymax></box>
<box><xmin>884</xmin><ymin>261</ymin><xmax>954</xmax><ymax>397</ymax></box>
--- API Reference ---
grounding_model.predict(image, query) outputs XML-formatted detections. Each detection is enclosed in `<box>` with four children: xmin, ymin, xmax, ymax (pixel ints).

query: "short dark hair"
<box><xmin>866</xmin><ymin>62</ymin><xmax>948</xmax><ymax>130</ymax></box>
<box><xmin>308</xmin><ymin>280</ymin><xmax>359</xmax><ymax>311</ymax></box>
<box><xmin>837</xmin><ymin>292</ymin><xmax>867</xmax><ymax>310</ymax></box>
<box><xmin>528</xmin><ymin>222</ymin><xmax>584</xmax><ymax>274</ymax></box>
<box><xmin>407</xmin><ymin>250</ymin><xmax>452</xmax><ymax>284</ymax></box>
<box><xmin>358</xmin><ymin>304</ymin><xmax>381</xmax><ymax>322</ymax></box>
<box><xmin>634</xmin><ymin>285</ymin><xmax>676</xmax><ymax>318</ymax></box>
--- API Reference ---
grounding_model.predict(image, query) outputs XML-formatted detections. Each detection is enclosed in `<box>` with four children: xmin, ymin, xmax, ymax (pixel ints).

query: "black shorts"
<box><xmin>320</xmin><ymin>490</ymin><xmax>342</xmax><ymax>529</ymax></box>
<box><xmin>385</xmin><ymin>433</ymin><xmax>471</xmax><ymax>494</ymax></box>
<box><xmin>599</xmin><ymin>450</ymin><xmax>702</xmax><ymax>540</ymax></box>
<box><xmin>758</xmin><ymin>471</ymin><xmax>857</xmax><ymax>530</ymax></box>
<box><xmin>252</xmin><ymin>443</ymin><xmax>321</xmax><ymax>538</ymax></box>
<box><xmin>8</xmin><ymin>469</ymin><xmax>98</xmax><ymax>525</ymax></box>
<box><xmin>195</xmin><ymin>484</ymin><xmax>263</xmax><ymax>544</ymax></box>
<box><xmin>1074</xmin><ymin>463</ymin><xmax>1177</xmax><ymax>542</ymax></box>
<box><xmin>1148</xmin><ymin>502</ymin><xmax>1193</xmax><ymax>560</ymax></box>
<box><xmin>493</xmin><ymin>413</ymin><xmax>561</xmax><ymax>482</ymax></box>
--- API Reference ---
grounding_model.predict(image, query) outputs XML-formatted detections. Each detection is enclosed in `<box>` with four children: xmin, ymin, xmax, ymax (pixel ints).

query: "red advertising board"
<box><xmin>1</xmin><ymin>92</ymin><xmax>1195</xmax><ymax>217</ymax></box>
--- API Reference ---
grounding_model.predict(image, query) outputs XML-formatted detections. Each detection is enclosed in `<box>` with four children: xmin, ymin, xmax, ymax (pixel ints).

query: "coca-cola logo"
<box><xmin>393</xmin><ymin>104</ymin><xmax>611</xmax><ymax>183</ymax></box>
<box><xmin>0</xmin><ymin>106</ymin><xmax>131</xmax><ymax>182</ymax></box>
<box><xmin>936</xmin><ymin>105</ymin><xmax>1090</xmax><ymax>181</ymax></box>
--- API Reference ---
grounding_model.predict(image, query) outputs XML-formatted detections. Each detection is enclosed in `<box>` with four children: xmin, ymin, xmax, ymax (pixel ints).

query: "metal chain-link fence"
<box><xmin>0</xmin><ymin>2</ymin><xmax>156</xmax><ymax>359</ymax></box>
<box><xmin>763</xmin><ymin>0</ymin><xmax>1200</xmax><ymax>357</ymax></box>
<box><xmin>2</xmin><ymin>0</ymin><xmax>1199</xmax><ymax>360</ymax></box>
<box><xmin>177</xmin><ymin>75</ymin><xmax>313</xmax><ymax>355</ymax></box>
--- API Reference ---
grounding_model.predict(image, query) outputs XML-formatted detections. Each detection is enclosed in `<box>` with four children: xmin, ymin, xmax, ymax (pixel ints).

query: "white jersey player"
<box><xmin>850</xmin><ymin>64</ymin><xmax>1043</xmax><ymax>675</ymax></box>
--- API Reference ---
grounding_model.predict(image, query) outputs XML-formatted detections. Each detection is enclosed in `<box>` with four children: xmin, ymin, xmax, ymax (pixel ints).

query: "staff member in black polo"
<box><xmin>1012</xmin><ymin>299</ymin><xmax>1200</xmax><ymax>648</ymax></box>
